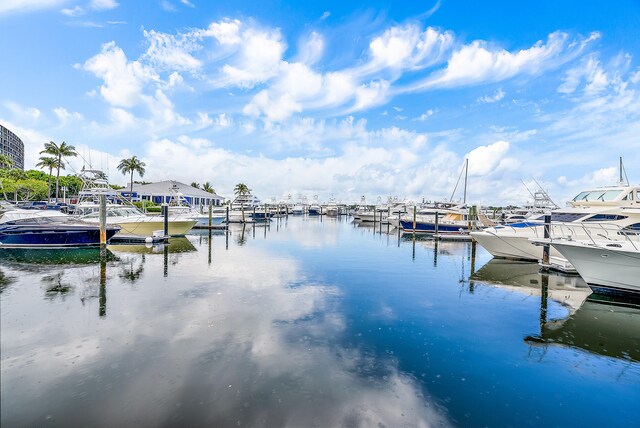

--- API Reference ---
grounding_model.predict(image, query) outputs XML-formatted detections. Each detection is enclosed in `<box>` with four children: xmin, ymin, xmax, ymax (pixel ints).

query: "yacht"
<box><xmin>0</xmin><ymin>209</ymin><xmax>120</xmax><ymax>248</ymax></box>
<box><xmin>400</xmin><ymin>204</ymin><xmax>481</xmax><ymax>236</ymax></box>
<box><xmin>470</xmin><ymin>185</ymin><xmax>640</xmax><ymax>268</ymax></box>
<box><xmin>73</xmin><ymin>169</ymin><xmax>197</xmax><ymax>236</ymax></box>
<box><xmin>545</xmin><ymin>228</ymin><xmax>640</xmax><ymax>296</ymax></box>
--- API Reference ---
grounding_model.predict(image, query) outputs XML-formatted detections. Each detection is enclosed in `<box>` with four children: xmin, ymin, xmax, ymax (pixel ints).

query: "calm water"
<box><xmin>1</xmin><ymin>216</ymin><xmax>639</xmax><ymax>427</ymax></box>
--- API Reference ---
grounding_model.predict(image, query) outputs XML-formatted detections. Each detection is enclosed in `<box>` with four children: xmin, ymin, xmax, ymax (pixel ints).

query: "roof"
<box><xmin>124</xmin><ymin>180</ymin><xmax>224</xmax><ymax>199</ymax></box>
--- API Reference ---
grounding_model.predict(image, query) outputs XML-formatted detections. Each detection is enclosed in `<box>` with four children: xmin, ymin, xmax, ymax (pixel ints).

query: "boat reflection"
<box><xmin>471</xmin><ymin>258</ymin><xmax>590</xmax><ymax>310</ymax></box>
<box><xmin>107</xmin><ymin>237</ymin><xmax>196</xmax><ymax>254</ymax></box>
<box><xmin>0</xmin><ymin>247</ymin><xmax>116</xmax><ymax>265</ymax></box>
<box><xmin>526</xmin><ymin>295</ymin><xmax>640</xmax><ymax>362</ymax></box>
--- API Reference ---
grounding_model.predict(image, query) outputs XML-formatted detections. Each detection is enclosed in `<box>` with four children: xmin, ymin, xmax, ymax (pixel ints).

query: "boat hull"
<box><xmin>399</xmin><ymin>220</ymin><xmax>470</xmax><ymax>234</ymax></box>
<box><xmin>0</xmin><ymin>225</ymin><xmax>120</xmax><ymax>248</ymax></box>
<box><xmin>116</xmin><ymin>220</ymin><xmax>196</xmax><ymax>236</ymax></box>
<box><xmin>550</xmin><ymin>241</ymin><xmax>640</xmax><ymax>296</ymax></box>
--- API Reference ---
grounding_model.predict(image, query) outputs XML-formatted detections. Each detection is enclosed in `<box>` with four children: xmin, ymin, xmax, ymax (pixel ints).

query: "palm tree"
<box><xmin>202</xmin><ymin>182</ymin><xmax>214</xmax><ymax>193</ymax></box>
<box><xmin>40</xmin><ymin>141</ymin><xmax>77</xmax><ymax>202</ymax></box>
<box><xmin>234</xmin><ymin>183</ymin><xmax>251</xmax><ymax>222</ymax></box>
<box><xmin>117</xmin><ymin>156</ymin><xmax>146</xmax><ymax>202</ymax></box>
<box><xmin>191</xmin><ymin>182</ymin><xmax>200</xmax><ymax>189</ymax></box>
<box><xmin>0</xmin><ymin>154</ymin><xmax>14</xmax><ymax>169</ymax></box>
<box><xmin>36</xmin><ymin>156</ymin><xmax>59</xmax><ymax>201</ymax></box>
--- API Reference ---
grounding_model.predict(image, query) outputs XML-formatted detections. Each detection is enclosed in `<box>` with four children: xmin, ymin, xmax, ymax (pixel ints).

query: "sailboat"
<box><xmin>400</xmin><ymin>159</ymin><xmax>481</xmax><ymax>236</ymax></box>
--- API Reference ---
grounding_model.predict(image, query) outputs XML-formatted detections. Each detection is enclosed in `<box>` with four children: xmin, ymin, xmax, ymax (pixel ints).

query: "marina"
<box><xmin>1</xmin><ymin>216</ymin><xmax>639</xmax><ymax>427</ymax></box>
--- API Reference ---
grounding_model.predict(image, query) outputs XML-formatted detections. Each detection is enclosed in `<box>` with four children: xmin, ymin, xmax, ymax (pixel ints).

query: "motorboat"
<box><xmin>470</xmin><ymin>185</ymin><xmax>640</xmax><ymax>268</ymax></box>
<box><xmin>400</xmin><ymin>204</ymin><xmax>482</xmax><ymax>235</ymax></box>
<box><xmin>0</xmin><ymin>209</ymin><xmax>120</xmax><ymax>248</ymax></box>
<box><xmin>73</xmin><ymin>169</ymin><xmax>197</xmax><ymax>236</ymax></box>
<box><xmin>547</xmin><ymin>237</ymin><xmax>640</xmax><ymax>296</ymax></box>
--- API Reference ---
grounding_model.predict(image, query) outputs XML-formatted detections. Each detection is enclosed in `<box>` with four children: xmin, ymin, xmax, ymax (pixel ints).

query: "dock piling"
<box><xmin>542</xmin><ymin>214</ymin><xmax>551</xmax><ymax>267</ymax></box>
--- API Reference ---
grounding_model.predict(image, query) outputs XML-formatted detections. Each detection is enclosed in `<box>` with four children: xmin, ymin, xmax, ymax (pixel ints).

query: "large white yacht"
<box><xmin>73</xmin><ymin>170</ymin><xmax>197</xmax><ymax>236</ymax></box>
<box><xmin>548</xmin><ymin>233</ymin><xmax>640</xmax><ymax>296</ymax></box>
<box><xmin>470</xmin><ymin>185</ymin><xmax>640</xmax><ymax>268</ymax></box>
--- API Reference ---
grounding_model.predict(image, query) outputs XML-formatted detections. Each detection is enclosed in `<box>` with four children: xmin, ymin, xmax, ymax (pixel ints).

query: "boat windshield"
<box><xmin>572</xmin><ymin>189</ymin><xmax>623</xmax><ymax>202</ymax></box>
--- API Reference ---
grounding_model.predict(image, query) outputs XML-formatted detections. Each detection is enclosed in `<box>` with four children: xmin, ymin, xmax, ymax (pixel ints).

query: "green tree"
<box><xmin>0</xmin><ymin>154</ymin><xmax>14</xmax><ymax>169</ymax></box>
<box><xmin>191</xmin><ymin>182</ymin><xmax>200</xmax><ymax>189</ymax></box>
<box><xmin>40</xmin><ymin>141</ymin><xmax>77</xmax><ymax>201</ymax></box>
<box><xmin>117</xmin><ymin>156</ymin><xmax>146</xmax><ymax>202</ymax></box>
<box><xmin>202</xmin><ymin>182</ymin><xmax>214</xmax><ymax>193</ymax></box>
<box><xmin>234</xmin><ymin>183</ymin><xmax>251</xmax><ymax>222</ymax></box>
<box><xmin>36</xmin><ymin>156</ymin><xmax>59</xmax><ymax>200</ymax></box>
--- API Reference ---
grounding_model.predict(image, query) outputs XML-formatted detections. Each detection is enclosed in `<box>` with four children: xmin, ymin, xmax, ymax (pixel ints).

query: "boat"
<box><xmin>547</xmin><ymin>236</ymin><xmax>640</xmax><ymax>296</ymax></box>
<box><xmin>0</xmin><ymin>209</ymin><xmax>120</xmax><ymax>248</ymax></box>
<box><xmin>72</xmin><ymin>169</ymin><xmax>197</xmax><ymax>236</ymax></box>
<box><xmin>470</xmin><ymin>184</ymin><xmax>640</xmax><ymax>268</ymax></box>
<box><xmin>400</xmin><ymin>204</ymin><xmax>481</xmax><ymax>236</ymax></box>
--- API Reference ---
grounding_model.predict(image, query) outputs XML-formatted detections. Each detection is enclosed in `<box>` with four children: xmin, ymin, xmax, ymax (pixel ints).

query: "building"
<box><xmin>1</xmin><ymin>124</ymin><xmax>25</xmax><ymax>170</ymax></box>
<box><xmin>119</xmin><ymin>180</ymin><xmax>225</xmax><ymax>208</ymax></box>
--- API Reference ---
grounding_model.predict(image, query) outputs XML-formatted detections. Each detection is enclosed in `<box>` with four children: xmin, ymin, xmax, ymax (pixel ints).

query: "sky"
<box><xmin>1</xmin><ymin>0</ymin><xmax>639</xmax><ymax>205</ymax></box>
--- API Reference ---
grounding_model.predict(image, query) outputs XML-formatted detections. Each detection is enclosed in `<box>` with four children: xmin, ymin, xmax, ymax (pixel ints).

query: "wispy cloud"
<box><xmin>0</xmin><ymin>0</ymin><xmax>69</xmax><ymax>15</ymax></box>
<box><xmin>477</xmin><ymin>88</ymin><xmax>505</xmax><ymax>103</ymax></box>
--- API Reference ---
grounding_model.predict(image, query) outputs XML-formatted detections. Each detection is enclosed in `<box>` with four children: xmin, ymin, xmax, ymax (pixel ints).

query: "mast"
<box><xmin>620</xmin><ymin>156</ymin><xmax>623</xmax><ymax>185</ymax></box>
<box><xmin>463</xmin><ymin>158</ymin><xmax>468</xmax><ymax>205</ymax></box>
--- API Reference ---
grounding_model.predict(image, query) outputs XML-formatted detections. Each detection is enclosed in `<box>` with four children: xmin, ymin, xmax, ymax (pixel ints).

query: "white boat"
<box><xmin>73</xmin><ymin>169</ymin><xmax>196</xmax><ymax>236</ymax></box>
<box><xmin>547</xmin><ymin>238</ymin><xmax>640</xmax><ymax>296</ymax></box>
<box><xmin>471</xmin><ymin>185</ymin><xmax>640</xmax><ymax>267</ymax></box>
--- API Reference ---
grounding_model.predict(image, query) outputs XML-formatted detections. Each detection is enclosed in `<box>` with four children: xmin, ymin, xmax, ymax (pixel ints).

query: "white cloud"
<box><xmin>53</xmin><ymin>107</ymin><xmax>83</xmax><ymax>124</ymax></box>
<box><xmin>218</xmin><ymin>28</ymin><xmax>286</xmax><ymax>88</ymax></box>
<box><xmin>160</xmin><ymin>0</ymin><xmax>176</xmax><ymax>12</ymax></box>
<box><xmin>558</xmin><ymin>56</ymin><xmax>609</xmax><ymax>94</ymax></box>
<box><xmin>142</xmin><ymin>29</ymin><xmax>203</xmax><ymax>73</ymax></box>
<box><xmin>477</xmin><ymin>88</ymin><xmax>505</xmax><ymax>103</ymax></box>
<box><xmin>180</xmin><ymin>0</ymin><xmax>194</xmax><ymax>7</ymax></box>
<box><xmin>414</xmin><ymin>109</ymin><xmax>436</xmax><ymax>121</ymax></box>
<box><xmin>82</xmin><ymin>41</ymin><xmax>159</xmax><ymax>107</ymax></box>
<box><xmin>201</xmin><ymin>18</ymin><xmax>242</xmax><ymax>45</ymax></box>
<box><xmin>60</xmin><ymin>5</ymin><xmax>83</xmax><ymax>16</ymax></box>
<box><xmin>410</xmin><ymin>31</ymin><xmax>600</xmax><ymax>91</ymax></box>
<box><xmin>4</xmin><ymin>101</ymin><xmax>42</xmax><ymax>121</ymax></box>
<box><xmin>0</xmin><ymin>0</ymin><xmax>69</xmax><ymax>15</ymax></box>
<box><xmin>466</xmin><ymin>140</ymin><xmax>516</xmax><ymax>176</ymax></box>
<box><xmin>90</xmin><ymin>0</ymin><xmax>118</xmax><ymax>10</ymax></box>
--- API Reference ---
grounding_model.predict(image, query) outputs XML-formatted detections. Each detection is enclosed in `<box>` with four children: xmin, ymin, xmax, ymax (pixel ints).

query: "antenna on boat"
<box><xmin>449</xmin><ymin>158</ymin><xmax>469</xmax><ymax>204</ymax></box>
<box><xmin>619</xmin><ymin>156</ymin><xmax>629</xmax><ymax>186</ymax></box>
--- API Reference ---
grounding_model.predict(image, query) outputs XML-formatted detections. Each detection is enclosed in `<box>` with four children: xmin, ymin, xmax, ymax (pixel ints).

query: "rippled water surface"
<box><xmin>2</xmin><ymin>216</ymin><xmax>639</xmax><ymax>427</ymax></box>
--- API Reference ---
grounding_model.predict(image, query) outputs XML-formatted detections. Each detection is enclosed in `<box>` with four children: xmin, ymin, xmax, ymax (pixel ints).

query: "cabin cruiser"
<box><xmin>547</xmin><ymin>237</ymin><xmax>640</xmax><ymax>296</ymax></box>
<box><xmin>470</xmin><ymin>185</ymin><xmax>640</xmax><ymax>269</ymax></box>
<box><xmin>0</xmin><ymin>209</ymin><xmax>120</xmax><ymax>248</ymax></box>
<box><xmin>73</xmin><ymin>169</ymin><xmax>196</xmax><ymax>236</ymax></box>
<box><xmin>400</xmin><ymin>204</ymin><xmax>482</xmax><ymax>236</ymax></box>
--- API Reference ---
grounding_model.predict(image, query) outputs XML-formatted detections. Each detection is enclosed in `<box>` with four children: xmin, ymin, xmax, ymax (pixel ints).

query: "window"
<box><xmin>550</xmin><ymin>212</ymin><xmax>586</xmax><ymax>222</ymax></box>
<box><xmin>572</xmin><ymin>189</ymin><xmax>623</xmax><ymax>202</ymax></box>
<box><xmin>584</xmin><ymin>214</ymin><xmax>628</xmax><ymax>222</ymax></box>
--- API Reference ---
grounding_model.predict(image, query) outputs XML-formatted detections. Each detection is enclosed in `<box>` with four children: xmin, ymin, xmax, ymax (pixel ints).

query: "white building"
<box><xmin>119</xmin><ymin>181</ymin><xmax>224</xmax><ymax>208</ymax></box>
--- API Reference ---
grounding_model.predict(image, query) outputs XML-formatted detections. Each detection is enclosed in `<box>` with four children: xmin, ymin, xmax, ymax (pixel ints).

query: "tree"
<box><xmin>117</xmin><ymin>156</ymin><xmax>146</xmax><ymax>202</ymax></box>
<box><xmin>234</xmin><ymin>183</ymin><xmax>250</xmax><ymax>197</ymax></box>
<box><xmin>202</xmin><ymin>182</ymin><xmax>214</xmax><ymax>193</ymax></box>
<box><xmin>40</xmin><ymin>141</ymin><xmax>77</xmax><ymax>202</ymax></box>
<box><xmin>0</xmin><ymin>154</ymin><xmax>14</xmax><ymax>169</ymax></box>
<box><xmin>234</xmin><ymin>183</ymin><xmax>251</xmax><ymax>222</ymax></box>
<box><xmin>191</xmin><ymin>182</ymin><xmax>200</xmax><ymax>189</ymax></box>
<box><xmin>36</xmin><ymin>156</ymin><xmax>58</xmax><ymax>200</ymax></box>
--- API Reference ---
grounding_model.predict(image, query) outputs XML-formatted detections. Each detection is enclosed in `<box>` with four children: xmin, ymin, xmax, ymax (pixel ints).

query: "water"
<box><xmin>1</xmin><ymin>216</ymin><xmax>639</xmax><ymax>427</ymax></box>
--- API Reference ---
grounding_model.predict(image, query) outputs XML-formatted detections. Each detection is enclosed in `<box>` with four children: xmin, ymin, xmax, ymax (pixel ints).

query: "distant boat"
<box><xmin>0</xmin><ymin>209</ymin><xmax>120</xmax><ymax>248</ymax></box>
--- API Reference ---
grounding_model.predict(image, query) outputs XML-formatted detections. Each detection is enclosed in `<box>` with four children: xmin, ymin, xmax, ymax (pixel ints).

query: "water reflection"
<box><xmin>472</xmin><ymin>258</ymin><xmax>590</xmax><ymax>311</ymax></box>
<box><xmin>0</xmin><ymin>247</ymin><xmax>116</xmax><ymax>265</ymax></box>
<box><xmin>1</xmin><ymin>217</ymin><xmax>639</xmax><ymax>427</ymax></box>
<box><xmin>526</xmin><ymin>296</ymin><xmax>640</xmax><ymax>362</ymax></box>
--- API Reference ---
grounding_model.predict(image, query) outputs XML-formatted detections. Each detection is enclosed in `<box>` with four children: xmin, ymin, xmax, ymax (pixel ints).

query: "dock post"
<box><xmin>542</xmin><ymin>214</ymin><xmax>551</xmax><ymax>267</ymax></box>
<box><xmin>413</xmin><ymin>205</ymin><xmax>417</xmax><ymax>237</ymax></box>
<box><xmin>434</xmin><ymin>211</ymin><xmax>439</xmax><ymax>239</ymax></box>
<box><xmin>470</xmin><ymin>239</ymin><xmax>477</xmax><ymax>276</ymax></box>
<box><xmin>99</xmin><ymin>194</ymin><xmax>107</xmax><ymax>255</ymax></box>
<box><xmin>226</xmin><ymin>206</ymin><xmax>230</xmax><ymax>227</ymax></box>
<box><xmin>208</xmin><ymin>203</ymin><xmax>212</xmax><ymax>228</ymax></box>
<box><xmin>162</xmin><ymin>203</ymin><xmax>169</xmax><ymax>237</ymax></box>
<box><xmin>253</xmin><ymin>206</ymin><xmax>256</xmax><ymax>223</ymax></box>
<box><xmin>265</xmin><ymin>203</ymin><xmax>268</xmax><ymax>223</ymax></box>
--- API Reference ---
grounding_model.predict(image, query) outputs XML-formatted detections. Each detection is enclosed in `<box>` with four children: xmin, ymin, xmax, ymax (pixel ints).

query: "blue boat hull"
<box><xmin>0</xmin><ymin>225</ymin><xmax>120</xmax><ymax>248</ymax></box>
<box><xmin>399</xmin><ymin>220</ymin><xmax>470</xmax><ymax>234</ymax></box>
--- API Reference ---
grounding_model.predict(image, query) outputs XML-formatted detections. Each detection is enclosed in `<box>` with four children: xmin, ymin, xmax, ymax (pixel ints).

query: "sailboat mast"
<box><xmin>463</xmin><ymin>158</ymin><xmax>468</xmax><ymax>205</ymax></box>
<box><xmin>620</xmin><ymin>156</ymin><xmax>623</xmax><ymax>185</ymax></box>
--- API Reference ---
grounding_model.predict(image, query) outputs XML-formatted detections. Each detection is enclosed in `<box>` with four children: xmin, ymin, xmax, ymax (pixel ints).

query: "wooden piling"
<box><xmin>413</xmin><ymin>205</ymin><xmax>417</xmax><ymax>237</ymax></box>
<box><xmin>542</xmin><ymin>214</ymin><xmax>551</xmax><ymax>266</ymax></box>
<box><xmin>162</xmin><ymin>204</ymin><xmax>169</xmax><ymax>237</ymax></box>
<box><xmin>99</xmin><ymin>195</ymin><xmax>107</xmax><ymax>253</ymax></box>
<box><xmin>208</xmin><ymin>203</ymin><xmax>212</xmax><ymax>228</ymax></box>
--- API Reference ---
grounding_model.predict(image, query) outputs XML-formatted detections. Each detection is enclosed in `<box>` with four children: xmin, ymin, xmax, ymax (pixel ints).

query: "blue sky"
<box><xmin>1</xmin><ymin>0</ymin><xmax>638</xmax><ymax>204</ymax></box>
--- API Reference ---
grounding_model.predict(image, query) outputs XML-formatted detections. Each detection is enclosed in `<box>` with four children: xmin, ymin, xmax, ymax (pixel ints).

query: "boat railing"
<box><xmin>554</xmin><ymin>221</ymin><xmax>640</xmax><ymax>251</ymax></box>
